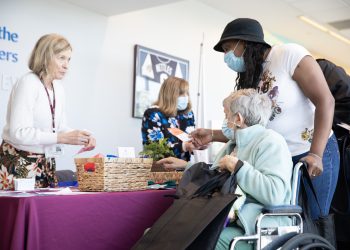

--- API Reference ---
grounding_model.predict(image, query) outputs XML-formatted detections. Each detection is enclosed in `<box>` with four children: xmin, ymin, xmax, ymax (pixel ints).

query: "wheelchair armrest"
<box><xmin>262</xmin><ymin>205</ymin><xmax>302</xmax><ymax>214</ymax></box>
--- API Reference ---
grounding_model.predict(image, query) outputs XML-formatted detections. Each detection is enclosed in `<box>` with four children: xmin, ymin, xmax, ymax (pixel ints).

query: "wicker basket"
<box><xmin>149</xmin><ymin>171</ymin><xmax>183</xmax><ymax>184</ymax></box>
<box><xmin>149</xmin><ymin>162</ymin><xmax>184</xmax><ymax>183</ymax></box>
<box><xmin>75</xmin><ymin>157</ymin><xmax>152</xmax><ymax>192</ymax></box>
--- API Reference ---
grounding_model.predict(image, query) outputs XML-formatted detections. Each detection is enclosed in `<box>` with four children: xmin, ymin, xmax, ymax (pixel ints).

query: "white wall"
<box><xmin>1</xmin><ymin>0</ymin><xmax>107</xmax><ymax>170</ymax></box>
<box><xmin>91</xmin><ymin>1</ymin><xmax>236</xmax><ymax>161</ymax></box>
<box><xmin>1</xmin><ymin>0</ymin><xmax>237</xmax><ymax>170</ymax></box>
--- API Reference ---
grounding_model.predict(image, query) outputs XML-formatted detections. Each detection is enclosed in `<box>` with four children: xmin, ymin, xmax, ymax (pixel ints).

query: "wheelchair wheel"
<box><xmin>280</xmin><ymin>233</ymin><xmax>335</xmax><ymax>250</ymax></box>
<box><xmin>299</xmin><ymin>242</ymin><xmax>335</xmax><ymax>250</ymax></box>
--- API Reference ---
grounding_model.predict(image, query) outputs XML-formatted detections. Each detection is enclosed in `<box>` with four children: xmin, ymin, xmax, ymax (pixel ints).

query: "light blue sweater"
<box><xmin>212</xmin><ymin>124</ymin><xmax>293</xmax><ymax>235</ymax></box>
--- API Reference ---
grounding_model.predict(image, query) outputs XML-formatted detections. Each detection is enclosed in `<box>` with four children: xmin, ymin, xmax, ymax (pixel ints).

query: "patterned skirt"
<box><xmin>0</xmin><ymin>141</ymin><xmax>57</xmax><ymax>190</ymax></box>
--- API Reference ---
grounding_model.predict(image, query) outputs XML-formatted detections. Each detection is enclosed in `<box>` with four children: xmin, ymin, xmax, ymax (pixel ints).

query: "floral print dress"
<box><xmin>0</xmin><ymin>141</ymin><xmax>57</xmax><ymax>190</ymax></box>
<box><xmin>141</xmin><ymin>107</ymin><xmax>195</xmax><ymax>161</ymax></box>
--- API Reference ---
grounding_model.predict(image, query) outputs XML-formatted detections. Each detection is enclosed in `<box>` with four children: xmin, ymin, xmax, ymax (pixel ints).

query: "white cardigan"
<box><xmin>2</xmin><ymin>72</ymin><xmax>71</xmax><ymax>154</ymax></box>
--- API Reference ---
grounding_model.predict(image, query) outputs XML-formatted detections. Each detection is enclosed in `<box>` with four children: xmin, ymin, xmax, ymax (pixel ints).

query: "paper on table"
<box><xmin>35</xmin><ymin>187</ymin><xmax>94</xmax><ymax>195</ymax></box>
<box><xmin>168</xmin><ymin>128</ymin><xmax>190</xmax><ymax>142</ymax></box>
<box><xmin>35</xmin><ymin>187</ymin><xmax>73</xmax><ymax>195</ymax></box>
<box><xmin>147</xmin><ymin>184</ymin><xmax>167</xmax><ymax>189</ymax></box>
<box><xmin>0</xmin><ymin>191</ymin><xmax>36</xmax><ymax>197</ymax></box>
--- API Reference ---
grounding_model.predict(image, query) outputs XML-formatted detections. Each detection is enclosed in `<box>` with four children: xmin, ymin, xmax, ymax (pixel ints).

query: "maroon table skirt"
<box><xmin>0</xmin><ymin>189</ymin><xmax>175</xmax><ymax>250</ymax></box>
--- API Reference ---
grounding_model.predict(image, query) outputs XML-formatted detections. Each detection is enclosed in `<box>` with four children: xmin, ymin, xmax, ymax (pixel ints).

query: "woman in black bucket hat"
<box><xmin>191</xmin><ymin>18</ymin><xmax>340</xmax><ymax>249</ymax></box>
<box><xmin>213</xmin><ymin>18</ymin><xmax>271</xmax><ymax>90</ymax></box>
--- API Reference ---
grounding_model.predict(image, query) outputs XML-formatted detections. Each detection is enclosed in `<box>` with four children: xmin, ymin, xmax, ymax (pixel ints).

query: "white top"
<box><xmin>260</xmin><ymin>43</ymin><xmax>315</xmax><ymax>156</ymax></box>
<box><xmin>2</xmin><ymin>72</ymin><xmax>71</xmax><ymax>154</ymax></box>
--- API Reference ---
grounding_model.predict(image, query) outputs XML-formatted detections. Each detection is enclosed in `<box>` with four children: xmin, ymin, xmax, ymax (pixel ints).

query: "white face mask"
<box><xmin>177</xmin><ymin>96</ymin><xmax>189</xmax><ymax>111</ymax></box>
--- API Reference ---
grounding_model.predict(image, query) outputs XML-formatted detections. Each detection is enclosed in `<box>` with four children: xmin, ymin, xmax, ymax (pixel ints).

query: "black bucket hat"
<box><xmin>214</xmin><ymin>18</ymin><xmax>271</xmax><ymax>52</ymax></box>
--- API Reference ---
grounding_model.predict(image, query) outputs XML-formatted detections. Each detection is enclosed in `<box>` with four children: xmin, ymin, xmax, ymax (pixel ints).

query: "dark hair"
<box><xmin>235</xmin><ymin>41</ymin><xmax>270</xmax><ymax>90</ymax></box>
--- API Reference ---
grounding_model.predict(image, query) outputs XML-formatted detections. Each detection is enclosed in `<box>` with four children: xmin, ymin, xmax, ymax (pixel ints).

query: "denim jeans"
<box><xmin>292</xmin><ymin>134</ymin><xmax>340</xmax><ymax>219</ymax></box>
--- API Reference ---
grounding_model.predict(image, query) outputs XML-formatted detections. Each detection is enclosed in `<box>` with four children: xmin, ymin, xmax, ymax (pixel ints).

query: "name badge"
<box><xmin>44</xmin><ymin>144</ymin><xmax>64</xmax><ymax>158</ymax></box>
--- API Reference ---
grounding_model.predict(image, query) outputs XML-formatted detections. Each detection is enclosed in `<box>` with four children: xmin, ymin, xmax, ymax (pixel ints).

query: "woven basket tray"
<box><xmin>75</xmin><ymin>158</ymin><xmax>152</xmax><ymax>192</ymax></box>
<box><xmin>149</xmin><ymin>171</ymin><xmax>184</xmax><ymax>184</ymax></box>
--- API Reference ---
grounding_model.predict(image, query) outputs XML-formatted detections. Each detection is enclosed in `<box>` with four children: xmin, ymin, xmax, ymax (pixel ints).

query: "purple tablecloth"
<box><xmin>0</xmin><ymin>189</ymin><xmax>175</xmax><ymax>250</ymax></box>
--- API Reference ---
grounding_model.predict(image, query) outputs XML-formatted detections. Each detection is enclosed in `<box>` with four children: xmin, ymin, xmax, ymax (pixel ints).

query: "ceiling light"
<box><xmin>299</xmin><ymin>15</ymin><xmax>350</xmax><ymax>46</ymax></box>
<box><xmin>328</xmin><ymin>31</ymin><xmax>350</xmax><ymax>45</ymax></box>
<box><xmin>299</xmin><ymin>16</ymin><xmax>328</xmax><ymax>32</ymax></box>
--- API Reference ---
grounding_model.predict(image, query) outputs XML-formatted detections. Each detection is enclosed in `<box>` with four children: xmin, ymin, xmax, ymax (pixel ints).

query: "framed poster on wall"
<box><xmin>132</xmin><ymin>45</ymin><xmax>189</xmax><ymax>118</ymax></box>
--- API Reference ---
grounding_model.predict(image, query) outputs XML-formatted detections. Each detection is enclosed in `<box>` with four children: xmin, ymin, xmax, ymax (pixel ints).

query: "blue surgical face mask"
<box><xmin>177</xmin><ymin>96</ymin><xmax>189</xmax><ymax>111</ymax></box>
<box><xmin>221</xmin><ymin>119</ymin><xmax>235</xmax><ymax>140</ymax></box>
<box><xmin>224</xmin><ymin>41</ymin><xmax>246</xmax><ymax>72</ymax></box>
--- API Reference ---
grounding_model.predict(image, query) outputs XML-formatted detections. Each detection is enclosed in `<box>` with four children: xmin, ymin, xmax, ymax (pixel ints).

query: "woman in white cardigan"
<box><xmin>0</xmin><ymin>34</ymin><xmax>96</xmax><ymax>190</ymax></box>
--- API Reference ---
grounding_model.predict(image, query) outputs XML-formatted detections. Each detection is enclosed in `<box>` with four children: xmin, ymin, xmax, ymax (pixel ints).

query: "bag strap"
<box><xmin>341</xmin><ymin>135</ymin><xmax>350</xmax><ymax>209</ymax></box>
<box><xmin>331</xmin><ymin>134</ymin><xmax>350</xmax><ymax>214</ymax></box>
<box><xmin>300</xmin><ymin>161</ymin><xmax>323</xmax><ymax>214</ymax></box>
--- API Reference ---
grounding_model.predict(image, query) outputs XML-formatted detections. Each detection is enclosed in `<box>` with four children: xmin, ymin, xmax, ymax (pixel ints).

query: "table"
<box><xmin>0</xmin><ymin>189</ymin><xmax>175</xmax><ymax>250</ymax></box>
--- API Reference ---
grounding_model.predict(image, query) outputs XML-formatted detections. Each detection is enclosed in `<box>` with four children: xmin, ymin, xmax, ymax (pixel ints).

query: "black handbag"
<box><xmin>299</xmin><ymin>163</ymin><xmax>337</xmax><ymax>248</ymax></box>
<box><xmin>132</xmin><ymin>162</ymin><xmax>238</xmax><ymax>250</ymax></box>
<box><xmin>332</xmin><ymin>134</ymin><xmax>350</xmax><ymax>215</ymax></box>
<box><xmin>331</xmin><ymin>133</ymin><xmax>350</xmax><ymax>249</ymax></box>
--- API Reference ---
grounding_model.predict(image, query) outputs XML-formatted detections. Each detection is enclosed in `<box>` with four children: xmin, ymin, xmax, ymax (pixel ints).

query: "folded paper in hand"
<box><xmin>168</xmin><ymin>128</ymin><xmax>190</xmax><ymax>142</ymax></box>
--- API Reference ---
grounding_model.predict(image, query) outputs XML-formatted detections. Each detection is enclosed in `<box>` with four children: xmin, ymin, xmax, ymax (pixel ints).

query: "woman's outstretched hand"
<box><xmin>190</xmin><ymin>128</ymin><xmax>212</xmax><ymax>148</ymax></box>
<box><xmin>156</xmin><ymin>157</ymin><xmax>187</xmax><ymax>170</ymax></box>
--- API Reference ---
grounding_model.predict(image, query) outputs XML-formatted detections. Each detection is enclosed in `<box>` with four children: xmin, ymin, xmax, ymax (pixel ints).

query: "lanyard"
<box><xmin>42</xmin><ymin>83</ymin><xmax>56</xmax><ymax>133</ymax></box>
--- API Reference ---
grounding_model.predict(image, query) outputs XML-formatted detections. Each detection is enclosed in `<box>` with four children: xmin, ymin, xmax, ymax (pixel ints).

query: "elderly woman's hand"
<box><xmin>300</xmin><ymin>153</ymin><xmax>324</xmax><ymax>178</ymax></box>
<box><xmin>218</xmin><ymin>154</ymin><xmax>239</xmax><ymax>173</ymax></box>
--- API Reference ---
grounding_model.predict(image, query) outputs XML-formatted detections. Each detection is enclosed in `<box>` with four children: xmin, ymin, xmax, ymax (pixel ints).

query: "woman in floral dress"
<box><xmin>141</xmin><ymin>76</ymin><xmax>195</xmax><ymax>161</ymax></box>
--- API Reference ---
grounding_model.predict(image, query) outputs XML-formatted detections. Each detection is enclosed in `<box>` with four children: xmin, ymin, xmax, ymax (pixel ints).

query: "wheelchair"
<box><xmin>230</xmin><ymin>162</ymin><xmax>335</xmax><ymax>250</ymax></box>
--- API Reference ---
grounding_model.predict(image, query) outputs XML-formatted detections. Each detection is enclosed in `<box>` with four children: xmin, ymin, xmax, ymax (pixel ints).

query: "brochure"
<box><xmin>167</xmin><ymin>128</ymin><xmax>190</xmax><ymax>142</ymax></box>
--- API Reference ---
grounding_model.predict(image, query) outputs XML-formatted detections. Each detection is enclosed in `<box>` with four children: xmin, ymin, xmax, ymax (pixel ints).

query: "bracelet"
<box><xmin>308</xmin><ymin>152</ymin><xmax>322</xmax><ymax>161</ymax></box>
<box><xmin>211</xmin><ymin>129</ymin><xmax>214</xmax><ymax>142</ymax></box>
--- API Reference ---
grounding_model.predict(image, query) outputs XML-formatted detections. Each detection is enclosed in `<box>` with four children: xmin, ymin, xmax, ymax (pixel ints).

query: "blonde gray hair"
<box><xmin>227</xmin><ymin>88</ymin><xmax>272</xmax><ymax>127</ymax></box>
<box><xmin>153</xmin><ymin>76</ymin><xmax>192</xmax><ymax>116</ymax></box>
<box><xmin>28</xmin><ymin>34</ymin><xmax>72</xmax><ymax>78</ymax></box>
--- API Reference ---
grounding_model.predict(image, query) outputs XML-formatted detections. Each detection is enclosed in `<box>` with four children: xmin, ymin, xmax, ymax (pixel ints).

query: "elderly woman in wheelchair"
<box><xmin>212</xmin><ymin>89</ymin><xmax>294</xmax><ymax>250</ymax></box>
<box><xmin>157</xmin><ymin>89</ymin><xmax>334</xmax><ymax>249</ymax></box>
<box><xmin>212</xmin><ymin>89</ymin><xmax>335</xmax><ymax>250</ymax></box>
